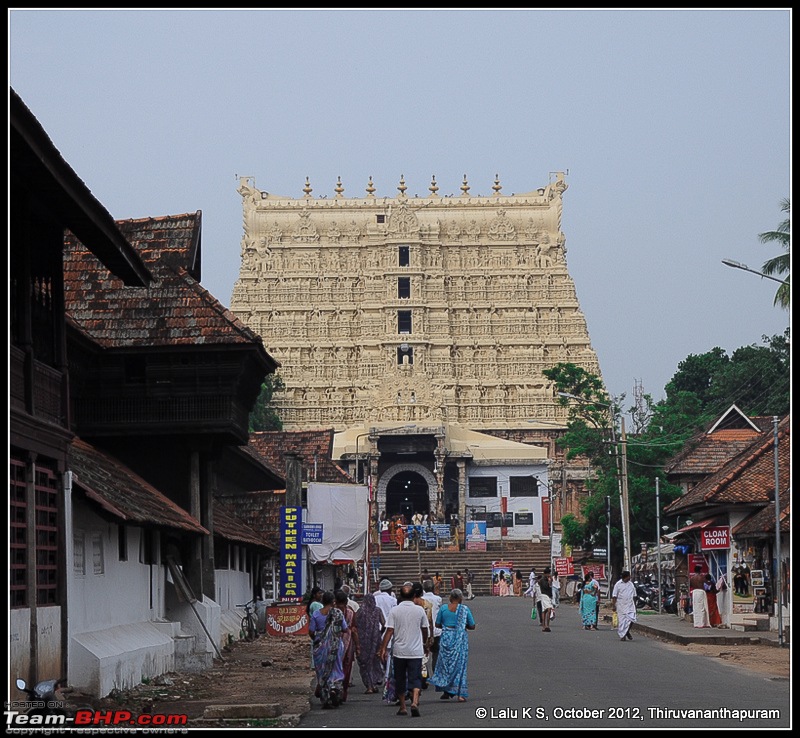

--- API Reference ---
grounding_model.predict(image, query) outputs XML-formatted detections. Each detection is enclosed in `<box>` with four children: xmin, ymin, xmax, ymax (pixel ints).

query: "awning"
<box><xmin>675</xmin><ymin>516</ymin><xmax>722</xmax><ymax>534</ymax></box>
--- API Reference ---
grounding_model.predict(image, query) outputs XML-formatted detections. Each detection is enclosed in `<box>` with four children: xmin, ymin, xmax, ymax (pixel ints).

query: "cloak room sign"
<box><xmin>701</xmin><ymin>526</ymin><xmax>730</xmax><ymax>550</ymax></box>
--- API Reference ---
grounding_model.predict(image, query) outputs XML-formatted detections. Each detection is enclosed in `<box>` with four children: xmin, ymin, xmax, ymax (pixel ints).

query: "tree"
<box><xmin>545</xmin><ymin>330</ymin><xmax>790</xmax><ymax>582</ymax></box>
<box><xmin>249</xmin><ymin>374</ymin><xmax>285</xmax><ymax>432</ymax></box>
<box><xmin>759</xmin><ymin>198</ymin><xmax>790</xmax><ymax>309</ymax></box>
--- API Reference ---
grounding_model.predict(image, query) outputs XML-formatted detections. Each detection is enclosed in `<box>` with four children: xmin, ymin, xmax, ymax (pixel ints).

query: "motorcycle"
<box><xmin>634</xmin><ymin>579</ymin><xmax>658</xmax><ymax>610</ymax></box>
<box><xmin>14</xmin><ymin>677</ymin><xmax>69</xmax><ymax>717</ymax></box>
<box><xmin>663</xmin><ymin>588</ymin><xmax>678</xmax><ymax>614</ymax></box>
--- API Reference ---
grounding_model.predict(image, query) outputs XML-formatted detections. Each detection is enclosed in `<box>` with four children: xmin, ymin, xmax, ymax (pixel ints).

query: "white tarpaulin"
<box><xmin>306</xmin><ymin>482</ymin><xmax>369</xmax><ymax>564</ymax></box>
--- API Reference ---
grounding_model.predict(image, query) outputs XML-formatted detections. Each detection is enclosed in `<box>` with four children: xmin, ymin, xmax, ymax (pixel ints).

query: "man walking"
<box><xmin>379</xmin><ymin>584</ymin><xmax>429</xmax><ymax>717</ymax></box>
<box><xmin>537</xmin><ymin>568</ymin><xmax>555</xmax><ymax>631</ymax></box>
<box><xmin>464</xmin><ymin>568</ymin><xmax>475</xmax><ymax>600</ymax></box>
<box><xmin>421</xmin><ymin>579</ymin><xmax>442</xmax><ymax>676</ymax></box>
<box><xmin>375</xmin><ymin>579</ymin><xmax>397</xmax><ymax>622</ymax></box>
<box><xmin>611</xmin><ymin>570</ymin><xmax>637</xmax><ymax>641</ymax></box>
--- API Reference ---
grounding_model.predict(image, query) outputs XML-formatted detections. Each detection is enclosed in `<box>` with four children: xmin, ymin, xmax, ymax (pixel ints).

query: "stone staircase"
<box><xmin>729</xmin><ymin>612</ymin><xmax>771</xmax><ymax>632</ymax></box>
<box><xmin>373</xmin><ymin>541</ymin><xmax>552</xmax><ymax>597</ymax></box>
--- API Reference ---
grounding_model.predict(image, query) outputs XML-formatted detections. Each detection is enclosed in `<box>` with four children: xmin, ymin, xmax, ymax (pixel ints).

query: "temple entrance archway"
<box><xmin>377</xmin><ymin>463</ymin><xmax>436</xmax><ymax>521</ymax></box>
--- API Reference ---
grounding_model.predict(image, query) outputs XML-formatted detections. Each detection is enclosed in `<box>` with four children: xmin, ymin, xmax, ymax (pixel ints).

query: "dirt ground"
<box><xmin>659</xmin><ymin>641</ymin><xmax>790</xmax><ymax>680</ymax></box>
<box><xmin>69</xmin><ymin>631</ymin><xmax>789</xmax><ymax>728</ymax></box>
<box><xmin>71</xmin><ymin>634</ymin><xmax>314</xmax><ymax>728</ymax></box>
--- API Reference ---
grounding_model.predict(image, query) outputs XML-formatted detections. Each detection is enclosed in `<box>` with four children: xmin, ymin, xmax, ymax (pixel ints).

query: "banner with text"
<box><xmin>280</xmin><ymin>506</ymin><xmax>302</xmax><ymax>601</ymax></box>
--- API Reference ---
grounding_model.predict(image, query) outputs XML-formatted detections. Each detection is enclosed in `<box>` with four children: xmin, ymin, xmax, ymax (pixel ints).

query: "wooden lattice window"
<box><xmin>35</xmin><ymin>466</ymin><xmax>59</xmax><ymax>605</ymax></box>
<box><xmin>10</xmin><ymin>459</ymin><xmax>60</xmax><ymax>608</ymax></box>
<box><xmin>10</xmin><ymin>459</ymin><xmax>27</xmax><ymax>608</ymax></box>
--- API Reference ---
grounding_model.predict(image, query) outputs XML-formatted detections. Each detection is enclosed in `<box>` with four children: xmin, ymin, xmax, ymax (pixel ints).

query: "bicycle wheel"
<box><xmin>242</xmin><ymin>613</ymin><xmax>258</xmax><ymax>641</ymax></box>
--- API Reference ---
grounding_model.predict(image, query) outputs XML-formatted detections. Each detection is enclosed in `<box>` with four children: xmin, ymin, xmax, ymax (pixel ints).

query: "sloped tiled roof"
<box><xmin>213</xmin><ymin>497</ymin><xmax>277</xmax><ymax>549</ymax></box>
<box><xmin>68</xmin><ymin>438</ymin><xmax>207</xmax><ymax>534</ymax></box>
<box><xmin>249</xmin><ymin>430</ymin><xmax>353</xmax><ymax>485</ymax></box>
<box><xmin>664</xmin><ymin>415</ymin><xmax>790</xmax><ymax>515</ymax></box>
<box><xmin>664</xmin><ymin>408</ymin><xmax>774</xmax><ymax>477</ymax></box>
<box><xmin>11</xmin><ymin>88</ymin><xmax>149</xmax><ymax>287</ymax></box>
<box><xmin>63</xmin><ymin>213</ymin><xmax>274</xmax><ymax>359</ymax></box>
<box><xmin>733</xmin><ymin>488</ymin><xmax>790</xmax><ymax>537</ymax></box>
<box><xmin>216</xmin><ymin>490</ymin><xmax>285</xmax><ymax>549</ymax></box>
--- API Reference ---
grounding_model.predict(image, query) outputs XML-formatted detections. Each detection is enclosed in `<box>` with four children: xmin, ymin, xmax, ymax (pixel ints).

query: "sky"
<box><xmin>9</xmin><ymin>8</ymin><xmax>791</xmax><ymax>408</ymax></box>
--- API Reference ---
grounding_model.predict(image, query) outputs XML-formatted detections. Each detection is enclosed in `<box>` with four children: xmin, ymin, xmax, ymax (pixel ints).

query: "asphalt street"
<box><xmin>300</xmin><ymin>595</ymin><xmax>790</xmax><ymax>729</ymax></box>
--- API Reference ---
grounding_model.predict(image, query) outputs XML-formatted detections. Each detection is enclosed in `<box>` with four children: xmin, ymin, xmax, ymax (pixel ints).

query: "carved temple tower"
<box><xmin>230</xmin><ymin>173</ymin><xmax>601</xmax><ymax>537</ymax></box>
<box><xmin>231</xmin><ymin>172</ymin><xmax>601</xmax><ymax>431</ymax></box>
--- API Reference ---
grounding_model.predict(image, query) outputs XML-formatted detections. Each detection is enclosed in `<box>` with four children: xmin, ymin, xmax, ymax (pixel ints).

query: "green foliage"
<box><xmin>758</xmin><ymin>198</ymin><xmax>790</xmax><ymax>309</ymax></box>
<box><xmin>249</xmin><ymin>374</ymin><xmax>285</xmax><ymax>432</ymax></box>
<box><xmin>559</xmin><ymin>513</ymin><xmax>587</xmax><ymax>549</ymax></box>
<box><xmin>546</xmin><ymin>332</ymin><xmax>789</xmax><ymax>571</ymax></box>
<box><xmin>663</xmin><ymin>331</ymin><xmax>790</xmax><ymax>420</ymax></box>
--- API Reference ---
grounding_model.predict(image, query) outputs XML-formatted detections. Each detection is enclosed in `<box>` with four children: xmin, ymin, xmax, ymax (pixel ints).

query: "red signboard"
<box><xmin>265</xmin><ymin>603</ymin><xmax>309</xmax><ymax>636</ymax></box>
<box><xmin>554</xmin><ymin>557</ymin><xmax>574</xmax><ymax>576</ymax></box>
<box><xmin>701</xmin><ymin>526</ymin><xmax>730</xmax><ymax>550</ymax></box>
<box><xmin>581</xmin><ymin>563</ymin><xmax>606</xmax><ymax>580</ymax></box>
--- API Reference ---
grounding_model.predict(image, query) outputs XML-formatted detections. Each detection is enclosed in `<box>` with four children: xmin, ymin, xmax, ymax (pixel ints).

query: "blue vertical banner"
<box><xmin>281</xmin><ymin>506</ymin><xmax>302</xmax><ymax>601</ymax></box>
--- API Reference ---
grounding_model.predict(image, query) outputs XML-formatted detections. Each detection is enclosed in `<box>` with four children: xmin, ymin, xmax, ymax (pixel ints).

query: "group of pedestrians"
<box><xmin>307</xmin><ymin>576</ymin><xmax>476</xmax><ymax>717</ymax></box>
<box><xmin>309</xmin><ymin>573</ymin><xmax>475</xmax><ymax>717</ymax></box>
<box><xmin>520</xmin><ymin>566</ymin><xmax>638</xmax><ymax>643</ymax></box>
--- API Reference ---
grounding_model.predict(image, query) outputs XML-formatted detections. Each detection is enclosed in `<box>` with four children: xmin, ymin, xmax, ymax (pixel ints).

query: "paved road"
<box><xmin>301</xmin><ymin>596</ymin><xmax>790</xmax><ymax>729</ymax></box>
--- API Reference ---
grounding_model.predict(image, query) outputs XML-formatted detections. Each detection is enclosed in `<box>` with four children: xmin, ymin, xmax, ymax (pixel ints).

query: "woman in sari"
<box><xmin>704</xmin><ymin>574</ymin><xmax>722</xmax><ymax>627</ymax></box>
<box><xmin>580</xmin><ymin>572</ymin><xmax>600</xmax><ymax>630</ymax></box>
<box><xmin>353</xmin><ymin>593</ymin><xmax>385</xmax><ymax>694</ymax></box>
<box><xmin>429</xmin><ymin>589</ymin><xmax>476</xmax><ymax>702</ymax></box>
<box><xmin>334</xmin><ymin>590</ymin><xmax>358</xmax><ymax>702</ymax></box>
<box><xmin>513</xmin><ymin>569</ymin><xmax>524</xmax><ymax>597</ymax></box>
<box><xmin>308</xmin><ymin>591</ymin><xmax>348</xmax><ymax>709</ymax></box>
<box><xmin>498</xmin><ymin>571</ymin><xmax>511</xmax><ymax>597</ymax></box>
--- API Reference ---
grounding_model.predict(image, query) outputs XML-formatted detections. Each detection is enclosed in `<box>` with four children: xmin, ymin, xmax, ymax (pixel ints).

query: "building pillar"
<box><xmin>187</xmin><ymin>451</ymin><xmax>203</xmax><ymax>600</ymax></box>
<box><xmin>457</xmin><ymin>459</ymin><xmax>467</xmax><ymax>548</ymax></box>
<box><xmin>199</xmin><ymin>456</ymin><xmax>216</xmax><ymax>598</ymax></box>
<box><xmin>434</xmin><ymin>433</ymin><xmax>446</xmax><ymax>521</ymax></box>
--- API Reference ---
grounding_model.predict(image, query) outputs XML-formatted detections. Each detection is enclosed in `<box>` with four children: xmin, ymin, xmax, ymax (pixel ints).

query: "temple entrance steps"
<box><xmin>373</xmin><ymin>541</ymin><xmax>552</xmax><ymax>597</ymax></box>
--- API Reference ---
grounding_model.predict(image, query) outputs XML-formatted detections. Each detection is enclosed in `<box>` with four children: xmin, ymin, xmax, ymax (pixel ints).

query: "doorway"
<box><xmin>385</xmin><ymin>470</ymin><xmax>429</xmax><ymax>522</ymax></box>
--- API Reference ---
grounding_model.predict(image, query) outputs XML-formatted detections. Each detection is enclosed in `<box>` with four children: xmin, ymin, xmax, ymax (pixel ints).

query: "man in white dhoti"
<box><xmin>690</xmin><ymin>565</ymin><xmax>710</xmax><ymax>628</ymax></box>
<box><xmin>611</xmin><ymin>570</ymin><xmax>637</xmax><ymax>641</ymax></box>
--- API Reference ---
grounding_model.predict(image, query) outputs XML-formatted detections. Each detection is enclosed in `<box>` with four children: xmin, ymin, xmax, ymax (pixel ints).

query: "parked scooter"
<box><xmin>14</xmin><ymin>677</ymin><xmax>69</xmax><ymax>716</ymax></box>
<box><xmin>663</xmin><ymin>588</ymin><xmax>678</xmax><ymax>614</ymax></box>
<box><xmin>634</xmin><ymin>578</ymin><xmax>659</xmax><ymax>610</ymax></box>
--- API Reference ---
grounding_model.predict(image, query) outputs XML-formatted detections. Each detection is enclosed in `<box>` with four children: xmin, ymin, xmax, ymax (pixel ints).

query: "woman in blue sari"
<box><xmin>580</xmin><ymin>572</ymin><xmax>600</xmax><ymax>630</ymax></box>
<box><xmin>308</xmin><ymin>591</ymin><xmax>348</xmax><ymax>709</ymax></box>
<box><xmin>429</xmin><ymin>589</ymin><xmax>475</xmax><ymax>702</ymax></box>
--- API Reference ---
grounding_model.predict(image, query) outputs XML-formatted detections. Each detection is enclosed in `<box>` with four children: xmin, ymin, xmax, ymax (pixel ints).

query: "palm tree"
<box><xmin>759</xmin><ymin>198</ymin><xmax>790</xmax><ymax>309</ymax></box>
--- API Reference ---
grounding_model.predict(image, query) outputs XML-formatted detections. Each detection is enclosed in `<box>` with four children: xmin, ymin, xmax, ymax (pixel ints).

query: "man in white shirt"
<box><xmin>421</xmin><ymin>579</ymin><xmax>442</xmax><ymax>677</ymax></box>
<box><xmin>375</xmin><ymin>579</ymin><xmax>397</xmax><ymax>622</ymax></box>
<box><xmin>340</xmin><ymin>584</ymin><xmax>360</xmax><ymax>613</ymax></box>
<box><xmin>379</xmin><ymin>584</ymin><xmax>429</xmax><ymax>717</ymax></box>
<box><xmin>611</xmin><ymin>570</ymin><xmax>637</xmax><ymax>641</ymax></box>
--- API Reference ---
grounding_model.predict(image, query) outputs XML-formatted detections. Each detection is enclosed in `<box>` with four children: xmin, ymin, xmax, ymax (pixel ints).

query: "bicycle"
<box><xmin>237</xmin><ymin>599</ymin><xmax>259</xmax><ymax>642</ymax></box>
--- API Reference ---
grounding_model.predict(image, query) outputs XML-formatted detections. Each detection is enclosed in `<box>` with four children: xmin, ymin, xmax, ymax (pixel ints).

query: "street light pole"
<box><xmin>773</xmin><ymin>416</ymin><xmax>783</xmax><ymax>646</ymax></box>
<box><xmin>721</xmin><ymin>259</ymin><xmax>786</xmax><ymax>283</ymax></box>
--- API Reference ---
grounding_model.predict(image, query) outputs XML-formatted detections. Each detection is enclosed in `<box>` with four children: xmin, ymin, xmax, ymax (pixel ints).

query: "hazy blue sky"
<box><xmin>9</xmin><ymin>9</ymin><xmax>790</xmax><ymax>407</ymax></box>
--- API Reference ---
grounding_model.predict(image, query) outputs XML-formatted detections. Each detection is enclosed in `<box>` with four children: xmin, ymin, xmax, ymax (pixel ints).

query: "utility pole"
<box><xmin>606</xmin><ymin>495</ymin><xmax>611</xmax><ymax>594</ymax></box>
<box><xmin>656</xmin><ymin>477</ymin><xmax>661</xmax><ymax>613</ymax></box>
<box><xmin>619</xmin><ymin>417</ymin><xmax>631</xmax><ymax>572</ymax></box>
